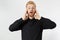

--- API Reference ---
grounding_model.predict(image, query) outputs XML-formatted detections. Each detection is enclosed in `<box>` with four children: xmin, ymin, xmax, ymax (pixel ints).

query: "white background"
<box><xmin>0</xmin><ymin>0</ymin><xmax>59</xmax><ymax>40</ymax></box>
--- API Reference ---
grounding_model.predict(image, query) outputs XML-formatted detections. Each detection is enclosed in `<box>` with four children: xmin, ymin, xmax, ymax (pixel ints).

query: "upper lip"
<box><xmin>30</xmin><ymin>12</ymin><xmax>32</xmax><ymax>13</ymax></box>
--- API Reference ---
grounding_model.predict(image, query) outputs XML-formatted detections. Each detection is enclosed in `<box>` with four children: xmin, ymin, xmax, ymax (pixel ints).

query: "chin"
<box><xmin>28</xmin><ymin>13</ymin><xmax>34</xmax><ymax>17</ymax></box>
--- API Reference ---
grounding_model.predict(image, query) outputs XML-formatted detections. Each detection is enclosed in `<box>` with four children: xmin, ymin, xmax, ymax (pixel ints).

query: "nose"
<box><xmin>30</xmin><ymin>8</ymin><xmax>33</xmax><ymax>11</ymax></box>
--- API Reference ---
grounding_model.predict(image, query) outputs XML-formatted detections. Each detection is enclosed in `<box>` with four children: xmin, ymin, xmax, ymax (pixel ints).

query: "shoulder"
<box><xmin>40</xmin><ymin>16</ymin><xmax>51</xmax><ymax>22</ymax></box>
<box><xmin>41</xmin><ymin>16</ymin><xmax>56</xmax><ymax>23</ymax></box>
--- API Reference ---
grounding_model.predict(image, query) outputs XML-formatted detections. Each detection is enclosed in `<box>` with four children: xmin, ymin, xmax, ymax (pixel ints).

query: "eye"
<box><xmin>33</xmin><ymin>8</ymin><xmax>34</xmax><ymax>9</ymax></box>
<box><xmin>28</xmin><ymin>8</ymin><xmax>30</xmax><ymax>9</ymax></box>
<box><xmin>32</xmin><ymin>7</ymin><xmax>35</xmax><ymax>9</ymax></box>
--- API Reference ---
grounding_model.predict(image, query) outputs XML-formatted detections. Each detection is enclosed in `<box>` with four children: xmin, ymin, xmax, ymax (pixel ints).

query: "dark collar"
<box><xmin>28</xmin><ymin>17</ymin><xmax>35</xmax><ymax>20</ymax></box>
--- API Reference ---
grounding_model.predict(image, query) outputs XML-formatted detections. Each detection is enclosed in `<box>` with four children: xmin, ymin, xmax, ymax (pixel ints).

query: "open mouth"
<box><xmin>30</xmin><ymin>12</ymin><xmax>33</xmax><ymax>13</ymax></box>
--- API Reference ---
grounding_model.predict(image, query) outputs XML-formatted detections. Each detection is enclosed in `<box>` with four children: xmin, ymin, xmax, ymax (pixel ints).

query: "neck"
<box><xmin>29</xmin><ymin>16</ymin><xmax>34</xmax><ymax>19</ymax></box>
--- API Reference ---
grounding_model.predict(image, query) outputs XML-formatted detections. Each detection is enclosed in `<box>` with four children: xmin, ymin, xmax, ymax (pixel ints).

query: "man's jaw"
<box><xmin>28</xmin><ymin>16</ymin><xmax>34</xmax><ymax>19</ymax></box>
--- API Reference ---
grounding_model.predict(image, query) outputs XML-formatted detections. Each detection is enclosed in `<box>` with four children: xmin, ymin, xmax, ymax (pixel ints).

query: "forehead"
<box><xmin>27</xmin><ymin>4</ymin><xmax>36</xmax><ymax>8</ymax></box>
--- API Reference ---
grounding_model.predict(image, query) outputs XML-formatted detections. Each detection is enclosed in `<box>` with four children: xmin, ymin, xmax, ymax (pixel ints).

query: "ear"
<box><xmin>25</xmin><ymin>13</ymin><xmax>28</xmax><ymax>17</ymax></box>
<box><xmin>34</xmin><ymin>11</ymin><xmax>37</xmax><ymax>15</ymax></box>
<box><xmin>34</xmin><ymin>12</ymin><xmax>36</xmax><ymax>18</ymax></box>
<box><xmin>26</xmin><ymin>11</ymin><xmax>28</xmax><ymax>13</ymax></box>
<box><xmin>35</xmin><ymin>11</ymin><xmax>36</xmax><ymax>13</ymax></box>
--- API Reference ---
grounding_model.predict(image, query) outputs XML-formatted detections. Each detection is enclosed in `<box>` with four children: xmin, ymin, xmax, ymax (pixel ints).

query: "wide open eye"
<box><xmin>32</xmin><ymin>7</ymin><xmax>35</xmax><ymax>9</ymax></box>
<box><xmin>28</xmin><ymin>7</ymin><xmax>31</xmax><ymax>9</ymax></box>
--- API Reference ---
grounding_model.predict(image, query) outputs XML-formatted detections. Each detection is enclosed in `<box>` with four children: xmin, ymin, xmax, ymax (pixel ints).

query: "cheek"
<box><xmin>33</xmin><ymin>9</ymin><xmax>36</xmax><ymax>12</ymax></box>
<box><xmin>33</xmin><ymin>13</ymin><xmax>35</xmax><ymax>15</ymax></box>
<box><xmin>27</xmin><ymin>10</ymin><xmax>30</xmax><ymax>13</ymax></box>
<box><xmin>33</xmin><ymin>10</ymin><xmax>35</xmax><ymax>13</ymax></box>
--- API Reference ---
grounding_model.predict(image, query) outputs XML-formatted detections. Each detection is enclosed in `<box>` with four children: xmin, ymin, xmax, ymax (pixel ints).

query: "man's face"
<box><xmin>26</xmin><ymin>4</ymin><xmax>36</xmax><ymax>17</ymax></box>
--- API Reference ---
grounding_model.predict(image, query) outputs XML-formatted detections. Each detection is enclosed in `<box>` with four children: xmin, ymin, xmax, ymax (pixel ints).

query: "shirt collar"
<box><xmin>28</xmin><ymin>17</ymin><xmax>35</xmax><ymax>20</ymax></box>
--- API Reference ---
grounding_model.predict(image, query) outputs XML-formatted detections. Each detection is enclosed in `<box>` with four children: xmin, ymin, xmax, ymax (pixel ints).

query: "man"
<box><xmin>9</xmin><ymin>1</ymin><xmax>56</xmax><ymax>40</ymax></box>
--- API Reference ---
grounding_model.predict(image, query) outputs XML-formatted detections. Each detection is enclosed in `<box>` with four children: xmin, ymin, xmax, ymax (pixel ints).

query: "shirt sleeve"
<box><xmin>42</xmin><ymin>17</ymin><xmax>56</xmax><ymax>29</ymax></box>
<box><xmin>9</xmin><ymin>18</ymin><xmax>26</xmax><ymax>32</ymax></box>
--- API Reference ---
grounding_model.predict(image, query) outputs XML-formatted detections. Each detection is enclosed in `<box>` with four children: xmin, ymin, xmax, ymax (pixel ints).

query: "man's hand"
<box><xmin>22</xmin><ymin>10</ymin><xmax>29</xmax><ymax>20</ymax></box>
<box><xmin>34</xmin><ymin>11</ymin><xmax>41</xmax><ymax>20</ymax></box>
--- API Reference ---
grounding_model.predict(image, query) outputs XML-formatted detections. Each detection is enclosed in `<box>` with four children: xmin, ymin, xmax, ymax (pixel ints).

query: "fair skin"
<box><xmin>26</xmin><ymin>4</ymin><xmax>36</xmax><ymax>19</ymax></box>
<box><xmin>22</xmin><ymin>4</ymin><xmax>41</xmax><ymax>20</ymax></box>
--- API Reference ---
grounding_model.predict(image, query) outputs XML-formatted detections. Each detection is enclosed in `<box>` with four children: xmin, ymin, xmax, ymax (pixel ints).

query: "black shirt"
<box><xmin>9</xmin><ymin>16</ymin><xmax>56</xmax><ymax>40</ymax></box>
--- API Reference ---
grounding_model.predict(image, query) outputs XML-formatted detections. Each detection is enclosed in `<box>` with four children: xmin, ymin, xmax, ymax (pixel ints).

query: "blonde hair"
<box><xmin>26</xmin><ymin>1</ymin><xmax>36</xmax><ymax>7</ymax></box>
